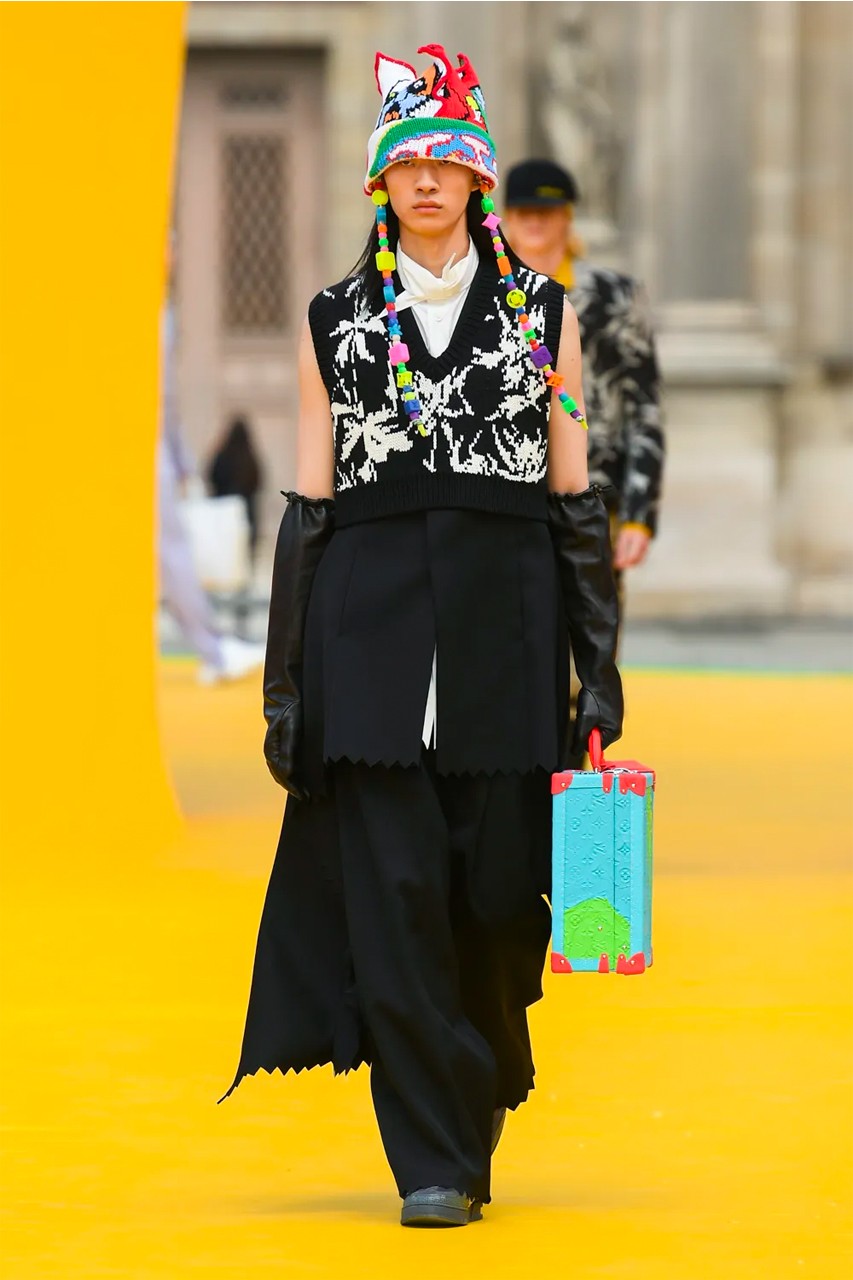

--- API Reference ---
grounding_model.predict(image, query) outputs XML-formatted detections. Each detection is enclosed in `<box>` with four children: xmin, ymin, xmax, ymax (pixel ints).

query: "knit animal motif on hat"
<box><xmin>364</xmin><ymin>44</ymin><xmax>498</xmax><ymax>193</ymax></box>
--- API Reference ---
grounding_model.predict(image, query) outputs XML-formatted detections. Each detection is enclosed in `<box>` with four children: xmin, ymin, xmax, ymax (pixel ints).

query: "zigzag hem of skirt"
<box><xmin>218</xmin><ymin>979</ymin><xmax>366</xmax><ymax>1102</ymax></box>
<box><xmin>322</xmin><ymin>749</ymin><xmax>556</xmax><ymax>777</ymax></box>
<box><xmin>217</xmin><ymin>1053</ymin><xmax>368</xmax><ymax>1104</ymax></box>
<box><xmin>219</xmin><ymin>1059</ymin><xmax>538</xmax><ymax>1113</ymax></box>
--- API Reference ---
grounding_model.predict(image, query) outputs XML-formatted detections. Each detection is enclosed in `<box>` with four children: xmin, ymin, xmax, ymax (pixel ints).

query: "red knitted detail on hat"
<box><xmin>416</xmin><ymin>44</ymin><xmax>486</xmax><ymax>124</ymax></box>
<box><xmin>374</xmin><ymin>44</ymin><xmax>488</xmax><ymax>129</ymax></box>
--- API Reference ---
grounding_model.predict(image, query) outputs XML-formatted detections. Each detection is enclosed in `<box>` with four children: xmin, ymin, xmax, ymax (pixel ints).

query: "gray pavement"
<box><xmin>619</xmin><ymin>616</ymin><xmax>851</xmax><ymax>673</ymax></box>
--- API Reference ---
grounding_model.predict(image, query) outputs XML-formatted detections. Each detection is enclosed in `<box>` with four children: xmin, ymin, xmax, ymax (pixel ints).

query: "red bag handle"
<box><xmin>588</xmin><ymin>727</ymin><xmax>656</xmax><ymax>784</ymax></box>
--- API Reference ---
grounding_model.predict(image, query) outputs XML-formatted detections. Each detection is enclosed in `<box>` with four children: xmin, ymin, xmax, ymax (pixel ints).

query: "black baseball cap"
<box><xmin>504</xmin><ymin>159</ymin><xmax>579</xmax><ymax>208</ymax></box>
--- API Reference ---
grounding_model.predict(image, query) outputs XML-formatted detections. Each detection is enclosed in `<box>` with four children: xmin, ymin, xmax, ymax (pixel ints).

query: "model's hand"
<box><xmin>571</xmin><ymin>686</ymin><xmax>621</xmax><ymax>757</ymax></box>
<box><xmin>614</xmin><ymin>524</ymin><xmax>651</xmax><ymax>570</ymax></box>
<box><xmin>264</xmin><ymin>703</ymin><xmax>310</xmax><ymax>801</ymax></box>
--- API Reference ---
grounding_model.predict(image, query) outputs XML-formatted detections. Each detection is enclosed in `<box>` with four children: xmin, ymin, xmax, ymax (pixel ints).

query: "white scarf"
<box><xmin>394</xmin><ymin>237</ymin><xmax>479</xmax><ymax>311</ymax></box>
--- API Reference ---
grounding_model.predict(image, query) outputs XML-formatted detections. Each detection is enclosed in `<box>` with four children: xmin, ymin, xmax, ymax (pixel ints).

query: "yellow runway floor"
<box><xmin>2</xmin><ymin>664</ymin><xmax>852</xmax><ymax>1278</ymax></box>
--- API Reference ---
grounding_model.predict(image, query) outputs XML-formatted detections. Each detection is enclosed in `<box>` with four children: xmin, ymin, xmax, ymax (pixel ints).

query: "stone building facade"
<box><xmin>175</xmin><ymin>1</ymin><xmax>853</xmax><ymax>617</ymax></box>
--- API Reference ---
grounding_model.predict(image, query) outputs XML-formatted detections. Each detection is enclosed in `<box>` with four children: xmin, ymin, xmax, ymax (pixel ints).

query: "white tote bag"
<box><xmin>179</xmin><ymin>484</ymin><xmax>252</xmax><ymax>593</ymax></box>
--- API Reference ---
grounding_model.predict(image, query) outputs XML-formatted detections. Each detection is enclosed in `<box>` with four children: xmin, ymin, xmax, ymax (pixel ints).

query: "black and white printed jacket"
<box><xmin>569</xmin><ymin>263</ymin><xmax>665</xmax><ymax>535</ymax></box>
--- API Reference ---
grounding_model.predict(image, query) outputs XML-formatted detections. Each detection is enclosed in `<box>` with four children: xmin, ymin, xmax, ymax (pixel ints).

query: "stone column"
<box><xmin>626</xmin><ymin>0</ymin><xmax>792</xmax><ymax>617</ymax></box>
<box><xmin>777</xmin><ymin>0</ymin><xmax>853</xmax><ymax>614</ymax></box>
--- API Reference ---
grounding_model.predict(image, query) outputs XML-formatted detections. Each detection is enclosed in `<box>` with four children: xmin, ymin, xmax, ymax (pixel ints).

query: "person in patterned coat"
<box><xmin>503</xmin><ymin>158</ymin><xmax>665</xmax><ymax>573</ymax></box>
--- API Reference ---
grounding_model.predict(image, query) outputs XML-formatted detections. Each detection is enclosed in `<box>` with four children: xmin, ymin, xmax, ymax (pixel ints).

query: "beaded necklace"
<box><xmin>371</xmin><ymin>184</ymin><xmax>588</xmax><ymax>439</ymax></box>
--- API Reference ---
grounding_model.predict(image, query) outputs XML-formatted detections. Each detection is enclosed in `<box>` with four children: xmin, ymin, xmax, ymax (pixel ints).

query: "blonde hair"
<box><xmin>565</xmin><ymin>206</ymin><xmax>585</xmax><ymax>260</ymax></box>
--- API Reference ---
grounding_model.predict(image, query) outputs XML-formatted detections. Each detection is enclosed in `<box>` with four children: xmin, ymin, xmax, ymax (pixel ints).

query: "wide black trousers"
<box><xmin>333</xmin><ymin>748</ymin><xmax>552</xmax><ymax>1205</ymax></box>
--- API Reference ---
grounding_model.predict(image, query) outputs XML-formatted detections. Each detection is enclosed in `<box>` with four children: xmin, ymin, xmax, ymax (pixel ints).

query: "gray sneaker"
<box><xmin>400</xmin><ymin>1187</ymin><xmax>483</xmax><ymax>1227</ymax></box>
<box><xmin>198</xmin><ymin>636</ymin><xmax>265</xmax><ymax>686</ymax></box>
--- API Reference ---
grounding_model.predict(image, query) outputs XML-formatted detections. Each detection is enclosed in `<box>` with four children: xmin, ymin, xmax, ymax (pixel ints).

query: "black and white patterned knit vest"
<box><xmin>308</xmin><ymin>255</ymin><xmax>565</xmax><ymax>528</ymax></box>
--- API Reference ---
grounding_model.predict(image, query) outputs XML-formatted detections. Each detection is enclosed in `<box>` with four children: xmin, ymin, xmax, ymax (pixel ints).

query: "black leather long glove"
<box><xmin>263</xmin><ymin>490</ymin><xmax>334</xmax><ymax>800</ymax></box>
<box><xmin>548</xmin><ymin>486</ymin><xmax>624</xmax><ymax>759</ymax></box>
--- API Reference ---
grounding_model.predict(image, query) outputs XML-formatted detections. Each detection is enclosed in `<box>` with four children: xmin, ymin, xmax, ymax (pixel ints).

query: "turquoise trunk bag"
<box><xmin>551</xmin><ymin>730</ymin><xmax>655</xmax><ymax>975</ymax></box>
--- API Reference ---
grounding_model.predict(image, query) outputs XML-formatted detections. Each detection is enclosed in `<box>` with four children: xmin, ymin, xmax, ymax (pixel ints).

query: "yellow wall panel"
<box><xmin>0</xmin><ymin>3</ymin><xmax>187</xmax><ymax>858</ymax></box>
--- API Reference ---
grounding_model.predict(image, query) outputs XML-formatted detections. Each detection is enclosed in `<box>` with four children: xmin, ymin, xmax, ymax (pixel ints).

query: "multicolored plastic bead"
<box><xmin>369</xmin><ymin>179</ymin><xmax>590</xmax><ymax>439</ymax></box>
<box><xmin>369</xmin><ymin>184</ymin><xmax>433</xmax><ymax>435</ymax></box>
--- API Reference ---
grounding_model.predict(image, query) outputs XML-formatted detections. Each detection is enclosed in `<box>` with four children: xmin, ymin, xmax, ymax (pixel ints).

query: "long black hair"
<box><xmin>349</xmin><ymin>191</ymin><xmax>522</xmax><ymax>310</ymax></box>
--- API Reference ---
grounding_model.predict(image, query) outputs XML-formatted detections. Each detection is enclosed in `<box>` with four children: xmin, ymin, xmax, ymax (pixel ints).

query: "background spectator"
<box><xmin>208</xmin><ymin>415</ymin><xmax>264</xmax><ymax>561</ymax></box>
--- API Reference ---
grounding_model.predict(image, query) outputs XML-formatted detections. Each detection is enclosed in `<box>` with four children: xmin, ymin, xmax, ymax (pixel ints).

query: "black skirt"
<box><xmin>220</xmin><ymin>508</ymin><xmax>570</xmax><ymax>1099</ymax></box>
<box><xmin>301</xmin><ymin>508</ymin><xmax>569</xmax><ymax>792</ymax></box>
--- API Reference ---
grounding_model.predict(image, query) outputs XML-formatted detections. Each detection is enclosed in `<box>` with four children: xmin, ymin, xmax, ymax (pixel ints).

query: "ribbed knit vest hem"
<box><xmin>334</xmin><ymin>473</ymin><xmax>549</xmax><ymax>528</ymax></box>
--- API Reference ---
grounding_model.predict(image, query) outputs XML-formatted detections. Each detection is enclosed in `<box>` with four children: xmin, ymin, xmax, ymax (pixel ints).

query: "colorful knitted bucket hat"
<box><xmin>367</xmin><ymin>45</ymin><xmax>588</xmax><ymax>438</ymax></box>
<box><xmin>364</xmin><ymin>44</ymin><xmax>498</xmax><ymax>195</ymax></box>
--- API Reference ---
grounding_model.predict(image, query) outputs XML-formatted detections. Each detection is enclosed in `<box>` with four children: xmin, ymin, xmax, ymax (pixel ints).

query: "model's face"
<box><xmin>384</xmin><ymin>159</ymin><xmax>478</xmax><ymax>235</ymax></box>
<box><xmin>503</xmin><ymin>205</ymin><xmax>570</xmax><ymax>259</ymax></box>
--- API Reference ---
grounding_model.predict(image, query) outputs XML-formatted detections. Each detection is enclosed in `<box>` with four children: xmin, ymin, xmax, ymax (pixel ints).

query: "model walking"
<box><xmin>223</xmin><ymin>45</ymin><xmax>623</xmax><ymax>1228</ymax></box>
